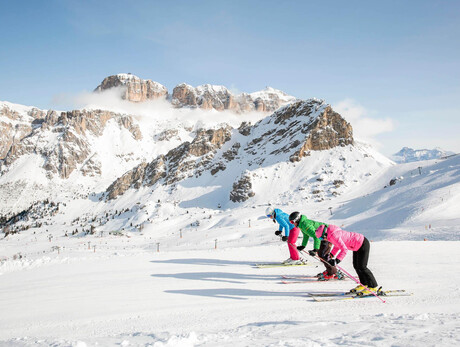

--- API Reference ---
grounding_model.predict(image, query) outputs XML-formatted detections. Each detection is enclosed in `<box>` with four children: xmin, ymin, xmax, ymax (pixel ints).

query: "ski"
<box><xmin>281</xmin><ymin>275</ymin><xmax>318</xmax><ymax>279</ymax></box>
<box><xmin>307</xmin><ymin>291</ymin><xmax>355</xmax><ymax>297</ymax></box>
<box><xmin>281</xmin><ymin>277</ymin><xmax>347</xmax><ymax>284</ymax></box>
<box><xmin>311</xmin><ymin>292</ymin><xmax>413</xmax><ymax>302</ymax></box>
<box><xmin>308</xmin><ymin>289</ymin><xmax>407</xmax><ymax>297</ymax></box>
<box><xmin>281</xmin><ymin>280</ymin><xmax>318</xmax><ymax>284</ymax></box>
<box><xmin>254</xmin><ymin>262</ymin><xmax>313</xmax><ymax>268</ymax></box>
<box><xmin>309</xmin><ymin>290</ymin><xmax>411</xmax><ymax>302</ymax></box>
<box><xmin>282</xmin><ymin>275</ymin><xmax>347</xmax><ymax>281</ymax></box>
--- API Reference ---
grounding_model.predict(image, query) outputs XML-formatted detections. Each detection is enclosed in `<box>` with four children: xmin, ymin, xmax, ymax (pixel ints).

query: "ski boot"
<box><xmin>349</xmin><ymin>285</ymin><xmax>365</xmax><ymax>293</ymax></box>
<box><xmin>336</xmin><ymin>270</ymin><xmax>345</xmax><ymax>280</ymax></box>
<box><xmin>282</xmin><ymin>257</ymin><xmax>292</xmax><ymax>264</ymax></box>
<box><xmin>316</xmin><ymin>270</ymin><xmax>328</xmax><ymax>278</ymax></box>
<box><xmin>318</xmin><ymin>272</ymin><xmax>336</xmax><ymax>281</ymax></box>
<box><xmin>357</xmin><ymin>286</ymin><xmax>380</xmax><ymax>296</ymax></box>
<box><xmin>285</xmin><ymin>258</ymin><xmax>302</xmax><ymax>265</ymax></box>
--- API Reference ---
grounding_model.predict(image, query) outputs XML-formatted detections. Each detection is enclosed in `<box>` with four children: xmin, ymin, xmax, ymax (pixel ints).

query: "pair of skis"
<box><xmin>307</xmin><ymin>289</ymin><xmax>411</xmax><ymax>302</ymax></box>
<box><xmin>280</xmin><ymin>276</ymin><xmax>411</xmax><ymax>301</ymax></box>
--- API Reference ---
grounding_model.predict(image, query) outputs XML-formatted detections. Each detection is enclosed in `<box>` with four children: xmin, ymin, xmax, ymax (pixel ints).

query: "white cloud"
<box><xmin>51</xmin><ymin>88</ymin><xmax>268</xmax><ymax>130</ymax></box>
<box><xmin>333</xmin><ymin>99</ymin><xmax>394</xmax><ymax>147</ymax></box>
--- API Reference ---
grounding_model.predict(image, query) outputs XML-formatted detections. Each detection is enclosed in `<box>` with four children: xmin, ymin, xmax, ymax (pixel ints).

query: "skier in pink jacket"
<box><xmin>315</xmin><ymin>224</ymin><xmax>379</xmax><ymax>294</ymax></box>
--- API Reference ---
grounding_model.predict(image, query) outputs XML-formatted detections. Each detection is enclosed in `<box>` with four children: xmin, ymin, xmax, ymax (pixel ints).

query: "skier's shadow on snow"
<box><xmin>152</xmin><ymin>271</ymin><xmax>279</xmax><ymax>284</ymax></box>
<box><xmin>150</xmin><ymin>258</ymin><xmax>254</xmax><ymax>267</ymax></box>
<box><xmin>164</xmin><ymin>288</ymin><xmax>306</xmax><ymax>300</ymax></box>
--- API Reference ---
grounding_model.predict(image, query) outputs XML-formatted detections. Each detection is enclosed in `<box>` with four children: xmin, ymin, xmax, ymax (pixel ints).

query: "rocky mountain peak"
<box><xmin>95</xmin><ymin>73</ymin><xmax>296</xmax><ymax>113</ymax></box>
<box><xmin>171</xmin><ymin>83</ymin><xmax>296</xmax><ymax>113</ymax></box>
<box><xmin>244</xmin><ymin>99</ymin><xmax>354</xmax><ymax>164</ymax></box>
<box><xmin>392</xmin><ymin>147</ymin><xmax>455</xmax><ymax>163</ymax></box>
<box><xmin>94</xmin><ymin>73</ymin><xmax>168</xmax><ymax>102</ymax></box>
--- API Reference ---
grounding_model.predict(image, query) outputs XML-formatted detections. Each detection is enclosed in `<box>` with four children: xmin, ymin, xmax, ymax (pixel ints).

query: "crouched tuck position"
<box><xmin>316</xmin><ymin>224</ymin><xmax>379</xmax><ymax>294</ymax></box>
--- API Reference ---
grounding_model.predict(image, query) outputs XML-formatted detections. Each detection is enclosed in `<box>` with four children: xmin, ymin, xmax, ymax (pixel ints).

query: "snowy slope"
<box><xmin>0</xmin><ymin>227</ymin><xmax>459</xmax><ymax>346</ymax></box>
<box><xmin>328</xmin><ymin>155</ymin><xmax>460</xmax><ymax>240</ymax></box>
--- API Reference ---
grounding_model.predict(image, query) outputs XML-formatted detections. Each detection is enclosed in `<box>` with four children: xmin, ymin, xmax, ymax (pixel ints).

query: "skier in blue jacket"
<box><xmin>265</xmin><ymin>207</ymin><xmax>299</xmax><ymax>264</ymax></box>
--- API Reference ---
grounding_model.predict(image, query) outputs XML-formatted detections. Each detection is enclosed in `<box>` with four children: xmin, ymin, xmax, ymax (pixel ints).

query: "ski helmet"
<box><xmin>265</xmin><ymin>206</ymin><xmax>275</xmax><ymax>217</ymax></box>
<box><xmin>289</xmin><ymin>211</ymin><xmax>301</xmax><ymax>225</ymax></box>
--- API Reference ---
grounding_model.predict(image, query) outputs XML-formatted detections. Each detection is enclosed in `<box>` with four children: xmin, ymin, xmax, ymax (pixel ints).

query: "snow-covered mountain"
<box><xmin>392</xmin><ymin>146</ymin><xmax>455</xmax><ymax>163</ymax></box>
<box><xmin>1</xmin><ymin>94</ymin><xmax>394</xmax><ymax>235</ymax></box>
<box><xmin>104</xmin><ymin>99</ymin><xmax>356</xmax><ymax>203</ymax></box>
<box><xmin>1</xmin><ymin>87</ymin><xmax>458</xmax><ymax>243</ymax></box>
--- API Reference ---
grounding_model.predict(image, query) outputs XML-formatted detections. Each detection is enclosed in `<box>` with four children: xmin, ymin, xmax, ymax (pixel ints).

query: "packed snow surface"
<box><xmin>1</xmin><ymin>155</ymin><xmax>459</xmax><ymax>346</ymax></box>
<box><xmin>1</xmin><ymin>237</ymin><xmax>459</xmax><ymax>346</ymax></box>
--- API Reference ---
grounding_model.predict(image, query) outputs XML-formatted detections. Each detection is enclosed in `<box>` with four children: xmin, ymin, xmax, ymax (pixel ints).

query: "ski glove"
<box><xmin>281</xmin><ymin>236</ymin><xmax>288</xmax><ymax>242</ymax></box>
<box><xmin>328</xmin><ymin>258</ymin><xmax>341</xmax><ymax>266</ymax></box>
<box><xmin>297</xmin><ymin>245</ymin><xmax>305</xmax><ymax>251</ymax></box>
<box><xmin>308</xmin><ymin>249</ymin><xmax>318</xmax><ymax>256</ymax></box>
<box><xmin>275</xmin><ymin>230</ymin><xmax>282</xmax><ymax>236</ymax></box>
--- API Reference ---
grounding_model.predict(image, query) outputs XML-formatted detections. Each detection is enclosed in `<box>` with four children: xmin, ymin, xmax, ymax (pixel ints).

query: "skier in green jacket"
<box><xmin>289</xmin><ymin>212</ymin><xmax>343</xmax><ymax>281</ymax></box>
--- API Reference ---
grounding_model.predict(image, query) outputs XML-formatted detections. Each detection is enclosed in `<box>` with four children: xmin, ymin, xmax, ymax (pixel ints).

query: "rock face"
<box><xmin>230</xmin><ymin>171</ymin><xmax>255</xmax><ymax>202</ymax></box>
<box><xmin>94</xmin><ymin>73</ymin><xmax>296</xmax><ymax>112</ymax></box>
<box><xmin>171</xmin><ymin>84</ymin><xmax>233</xmax><ymax>111</ymax></box>
<box><xmin>285</xmin><ymin>102</ymin><xmax>354</xmax><ymax>162</ymax></box>
<box><xmin>171</xmin><ymin>84</ymin><xmax>295</xmax><ymax>113</ymax></box>
<box><xmin>106</xmin><ymin>126</ymin><xmax>233</xmax><ymax>200</ymax></box>
<box><xmin>0</xmin><ymin>104</ymin><xmax>45</xmax><ymax>159</ymax></box>
<box><xmin>105</xmin><ymin>99</ymin><xmax>354</xmax><ymax>202</ymax></box>
<box><xmin>2</xmin><ymin>109</ymin><xmax>142</xmax><ymax>179</ymax></box>
<box><xmin>95</xmin><ymin>74</ymin><xmax>168</xmax><ymax>102</ymax></box>
<box><xmin>243</xmin><ymin>99</ymin><xmax>353</xmax><ymax>166</ymax></box>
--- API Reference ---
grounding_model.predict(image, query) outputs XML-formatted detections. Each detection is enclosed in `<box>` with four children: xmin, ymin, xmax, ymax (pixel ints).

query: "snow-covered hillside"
<box><xmin>2</xmin><ymin>97</ymin><xmax>459</xmax><ymax>242</ymax></box>
<box><xmin>0</xmin><ymin>98</ymin><xmax>382</xmax><ymax>221</ymax></box>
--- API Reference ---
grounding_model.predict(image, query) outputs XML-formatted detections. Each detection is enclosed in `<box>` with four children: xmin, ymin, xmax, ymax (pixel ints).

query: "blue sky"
<box><xmin>0</xmin><ymin>0</ymin><xmax>459</xmax><ymax>155</ymax></box>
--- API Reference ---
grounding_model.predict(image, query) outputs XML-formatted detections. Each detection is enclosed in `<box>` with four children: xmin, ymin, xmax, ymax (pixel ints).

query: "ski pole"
<box><xmin>300</xmin><ymin>249</ymin><xmax>386</xmax><ymax>304</ymax></box>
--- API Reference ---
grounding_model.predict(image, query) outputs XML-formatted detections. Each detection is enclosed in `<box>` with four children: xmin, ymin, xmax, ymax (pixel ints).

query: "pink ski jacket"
<box><xmin>319</xmin><ymin>224</ymin><xmax>365</xmax><ymax>261</ymax></box>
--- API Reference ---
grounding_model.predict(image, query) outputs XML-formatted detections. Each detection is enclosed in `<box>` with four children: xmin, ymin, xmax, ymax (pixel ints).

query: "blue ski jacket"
<box><xmin>274</xmin><ymin>208</ymin><xmax>294</xmax><ymax>237</ymax></box>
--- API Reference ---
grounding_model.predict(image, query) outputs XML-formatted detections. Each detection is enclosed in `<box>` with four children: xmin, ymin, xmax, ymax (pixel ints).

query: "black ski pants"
<box><xmin>353</xmin><ymin>237</ymin><xmax>378</xmax><ymax>288</ymax></box>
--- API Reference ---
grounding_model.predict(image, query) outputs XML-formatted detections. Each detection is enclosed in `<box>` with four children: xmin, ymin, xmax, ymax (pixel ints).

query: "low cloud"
<box><xmin>333</xmin><ymin>99</ymin><xmax>394</xmax><ymax>147</ymax></box>
<box><xmin>51</xmin><ymin>87</ymin><xmax>268</xmax><ymax>129</ymax></box>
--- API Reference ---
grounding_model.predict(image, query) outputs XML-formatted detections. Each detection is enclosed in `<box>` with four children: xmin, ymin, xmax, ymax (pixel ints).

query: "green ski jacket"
<box><xmin>298</xmin><ymin>215</ymin><xmax>327</xmax><ymax>249</ymax></box>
